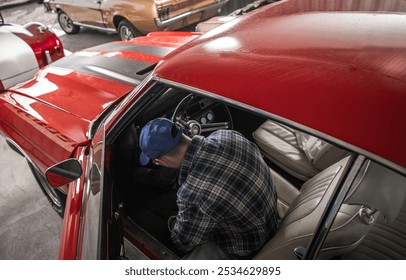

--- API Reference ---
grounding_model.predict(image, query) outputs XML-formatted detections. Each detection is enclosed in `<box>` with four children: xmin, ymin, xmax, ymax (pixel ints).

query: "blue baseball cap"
<box><xmin>139</xmin><ymin>118</ymin><xmax>183</xmax><ymax>166</ymax></box>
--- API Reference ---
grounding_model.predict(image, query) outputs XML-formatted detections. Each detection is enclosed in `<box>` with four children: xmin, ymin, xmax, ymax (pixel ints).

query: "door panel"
<box><xmin>70</xmin><ymin>0</ymin><xmax>105</xmax><ymax>27</ymax></box>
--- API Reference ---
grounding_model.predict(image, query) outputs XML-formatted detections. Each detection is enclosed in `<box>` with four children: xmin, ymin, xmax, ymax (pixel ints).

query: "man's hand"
<box><xmin>168</xmin><ymin>215</ymin><xmax>177</xmax><ymax>232</ymax></box>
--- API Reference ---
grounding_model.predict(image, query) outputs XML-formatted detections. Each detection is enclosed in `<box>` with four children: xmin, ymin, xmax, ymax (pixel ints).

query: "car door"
<box><xmin>55</xmin><ymin>133</ymin><xmax>105</xmax><ymax>259</ymax></box>
<box><xmin>78</xmin><ymin>120</ymin><xmax>125</xmax><ymax>259</ymax></box>
<box><xmin>70</xmin><ymin>0</ymin><xmax>105</xmax><ymax>27</ymax></box>
<box><xmin>75</xmin><ymin>123</ymin><xmax>105</xmax><ymax>259</ymax></box>
<box><xmin>76</xmin><ymin>121</ymin><xmax>122</xmax><ymax>259</ymax></box>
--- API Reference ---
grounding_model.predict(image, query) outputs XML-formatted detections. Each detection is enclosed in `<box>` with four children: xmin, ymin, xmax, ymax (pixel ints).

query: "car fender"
<box><xmin>106</xmin><ymin>0</ymin><xmax>157</xmax><ymax>34</ymax></box>
<box><xmin>0</xmin><ymin>31</ymin><xmax>39</xmax><ymax>90</ymax></box>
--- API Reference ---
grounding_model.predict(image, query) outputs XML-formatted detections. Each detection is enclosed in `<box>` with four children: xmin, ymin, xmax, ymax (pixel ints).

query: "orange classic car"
<box><xmin>44</xmin><ymin>0</ymin><xmax>229</xmax><ymax>40</ymax></box>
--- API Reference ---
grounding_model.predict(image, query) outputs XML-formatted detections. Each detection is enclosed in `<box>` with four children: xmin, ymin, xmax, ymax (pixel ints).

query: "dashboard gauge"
<box><xmin>200</xmin><ymin>117</ymin><xmax>207</xmax><ymax>124</ymax></box>
<box><xmin>207</xmin><ymin>112</ymin><xmax>214</xmax><ymax>121</ymax></box>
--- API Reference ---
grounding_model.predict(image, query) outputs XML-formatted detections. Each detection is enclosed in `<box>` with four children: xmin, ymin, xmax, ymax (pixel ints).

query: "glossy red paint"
<box><xmin>3</xmin><ymin>22</ymin><xmax>65</xmax><ymax>68</ymax></box>
<box><xmin>155</xmin><ymin>0</ymin><xmax>406</xmax><ymax>170</ymax></box>
<box><xmin>17</xmin><ymin>23</ymin><xmax>65</xmax><ymax>68</ymax></box>
<box><xmin>0</xmin><ymin>19</ymin><xmax>65</xmax><ymax>91</ymax></box>
<box><xmin>0</xmin><ymin>90</ymin><xmax>84</xmax><ymax>172</ymax></box>
<box><xmin>58</xmin><ymin>147</ymin><xmax>87</xmax><ymax>260</ymax></box>
<box><xmin>133</xmin><ymin>32</ymin><xmax>202</xmax><ymax>48</ymax></box>
<box><xmin>76</xmin><ymin>32</ymin><xmax>201</xmax><ymax>63</ymax></box>
<box><xmin>0</xmin><ymin>32</ymin><xmax>197</xmax><ymax>174</ymax></box>
<box><xmin>2</xmin><ymin>1</ymin><xmax>406</xmax><ymax>261</ymax></box>
<box><xmin>76</xmin><ymin>49</ymin><xmax>163</xmax><ymax>64</ymax></box>
<box><xmin>0</xmin><ymin>70</ymin><xmax>130</xmax><ymax>173</ymax></box>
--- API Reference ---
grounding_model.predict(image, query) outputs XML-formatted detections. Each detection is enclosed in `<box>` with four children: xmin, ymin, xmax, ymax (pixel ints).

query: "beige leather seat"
<box><xmin>254</xmin><ymin>156</ymin><xmax>378</xmax><ymax>259</ymax></box>
<box><xmin>342</xmin><ymin>199</ymin><xmax>406</xmax><ymax>259</ymax></box>
<box><xmin>253</xmin><ymin>120</ymin><xmax>349</xmax><ymax>181</ymax></box>
<box><xmin>342</xmin><ymin>162</ymin><xmax>406</xmax><ymax>259</ymax></box>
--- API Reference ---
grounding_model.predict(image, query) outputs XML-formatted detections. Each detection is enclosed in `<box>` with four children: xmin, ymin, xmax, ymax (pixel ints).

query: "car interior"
<box><xmin>109</xmin><ymin>84</ymin><xmax>406</xmax><ymax>260</ymax></box>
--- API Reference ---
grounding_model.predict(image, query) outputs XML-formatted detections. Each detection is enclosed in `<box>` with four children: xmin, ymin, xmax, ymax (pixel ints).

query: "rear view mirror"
<box><xmin>46</xmin><ymin>159</ymin><xmax>82</xmax><ymax>187</ymax></box>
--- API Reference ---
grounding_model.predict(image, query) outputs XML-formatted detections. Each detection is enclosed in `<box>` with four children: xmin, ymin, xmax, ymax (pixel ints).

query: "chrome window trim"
<box><xmin>154</xmin><ymin>1</ymin><xmax>228</xmax><ymax>29</ymax></box>
<box><xmin>72</xmin><ymin>22</ymin><xmax>116</xmax><ymax>33</ymax></box>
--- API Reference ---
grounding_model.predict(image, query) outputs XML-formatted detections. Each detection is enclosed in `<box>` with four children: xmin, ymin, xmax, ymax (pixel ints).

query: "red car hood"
<box><xmin>0</xmin><ymin>32</ymin><xmax>199</xmax><ymax>171</ymax></box>
<box><xmin>10</xmin><ymin>32</ymin><xmax>200</xmax><ymax>131</ymax></box>
<box><xmin>12</xmin><ymin>65</ymin><xmax>134</xmax><ymax>124</ymax></box>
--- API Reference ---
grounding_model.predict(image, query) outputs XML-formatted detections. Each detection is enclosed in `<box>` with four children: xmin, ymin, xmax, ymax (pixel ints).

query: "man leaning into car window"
<box><xmin>139</xmin><ymin>118</ymin><xmax>279</xmax><ymax>259</ymax></box>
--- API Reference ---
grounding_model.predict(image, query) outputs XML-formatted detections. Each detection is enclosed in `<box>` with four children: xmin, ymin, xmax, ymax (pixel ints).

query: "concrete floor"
<box><xmin>0</xmin><ymin>135</ymin><xmax>62</xmax><ymax>260</ymax></box>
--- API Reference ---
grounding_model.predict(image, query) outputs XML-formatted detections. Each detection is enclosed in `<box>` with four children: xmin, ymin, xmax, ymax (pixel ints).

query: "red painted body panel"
<box><xmin>0</xmin><ymin>21</ymin><xmax>65</xmax><ymax>91</ymax></box>
<box><xmin>155</xmin><ymin>0</ymin><xmax>406</xmax><ymax>169</ymax></box>
<box><xmin>58</xmin><ymin>147</ymin><xmax>87</xmax><ymax>260</ymax></box>
<box><xmin>0</xmin><ymin>90</ymin><xmax>88</xmax><ymax>172</ymax></box>
<box><xmin>3</xmin><ymin>23</ymin><xmax>65</xmax><ymax>68</ymax></box>
<box><xmin>16</xmin><ymin>23</ymin><xmax>65</xmax><ymax>68</ymax></box>
<box><xmin>132</xmin><ymin>32</ymin><xmax>203</xmax><ymax>48</ymax></box>
<box><xmin>3</xmin><ymin>0</ymin><xmax>406</xmax><ymax>260</ymax></box>
<box><xmin>0</xmin><ymin>31</ymin><xmax>198</xmax><ymax>259</ymax></box>
<box><xmin>0</xmin><ymin>32</ymin><xmax>198</xmax><ymax>174</ymax></box>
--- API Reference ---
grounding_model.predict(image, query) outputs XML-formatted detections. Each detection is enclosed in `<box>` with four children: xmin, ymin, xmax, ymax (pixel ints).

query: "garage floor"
<box><xmin>0</xmin><ymin>136</ymin><xmax>62</xmax><ymax>260</ymax></box>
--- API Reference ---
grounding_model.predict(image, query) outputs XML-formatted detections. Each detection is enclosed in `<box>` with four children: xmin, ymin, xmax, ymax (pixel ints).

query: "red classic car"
<box><xmin>0</xmin><ymin>11</ymin><xmax>64</xmax><ymax>91</ymax></box>
<box><xmin>1</xmin><ymin>0</ymin><xmax>406</xmax><ymax>260</ymax></box>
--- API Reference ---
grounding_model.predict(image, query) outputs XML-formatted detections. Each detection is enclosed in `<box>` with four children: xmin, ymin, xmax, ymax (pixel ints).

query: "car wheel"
<box><xmin>58</xmin><ymin>10</ymin><xmax>80</xmax><ymax>34</ymax></box>
<box><xmin>118</xmin><ymin>19</ymin><xmax>140</xmax><ymax>41</ymax></box>
<box><xmin>27</xmin><ymin>161</ymin><xmax>66</xmax><ymax>218</ymax></box>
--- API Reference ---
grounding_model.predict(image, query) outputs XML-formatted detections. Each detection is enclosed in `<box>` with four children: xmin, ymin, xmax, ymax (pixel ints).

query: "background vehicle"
<box><xmin>0</xmin><ymin>0</ymin><xmax>36</xmax><ymax>7</ymax></box>
<box><xmin>0</xmin><ymin>11</ymin><xmax>64</xmax><ymax>91</ymax></box>
<box><xmin>1</xmin><ymin>0</ymin><xmax>406</xmax><ymax>260</ymax></box>
<box><xmin>44</xmin><ymin>0</ymin><xmax>229</xmax><ymax>40</ymax></box>
<box><xmin>196</xmin><ymin>0</ymin><xmax>276</xmax><ymax>32</ymax></box>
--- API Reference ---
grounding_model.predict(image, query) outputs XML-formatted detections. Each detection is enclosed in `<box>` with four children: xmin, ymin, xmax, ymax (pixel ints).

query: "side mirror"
<box><xmin>46</xmin><ymin>159</ymin><xmax>82</xmax><ymax>187</ymax></box>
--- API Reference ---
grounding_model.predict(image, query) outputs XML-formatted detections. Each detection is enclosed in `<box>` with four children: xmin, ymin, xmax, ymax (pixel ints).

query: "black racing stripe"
<box><xmin>50</xmin><ymin>52</ymin><xmax>154</xmax><ymax>85</ymax></box>
<box><xmin>87</xmin><ymin>42</ymin><xmax>175</xmax><ymax>57</ymax></box>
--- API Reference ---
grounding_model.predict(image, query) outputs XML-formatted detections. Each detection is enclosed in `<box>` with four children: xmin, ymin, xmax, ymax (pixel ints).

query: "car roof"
<box><xmin>154</xmin><ymin>0</ymin><xmax>406</xmax><ymax>173</ymax></box>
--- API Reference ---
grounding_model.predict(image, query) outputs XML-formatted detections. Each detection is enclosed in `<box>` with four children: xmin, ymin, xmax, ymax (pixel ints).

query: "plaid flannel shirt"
<box><xmin>171</xmin><ymin>130</ymin><xmax>279</xmax><ymax>258</ymax></box>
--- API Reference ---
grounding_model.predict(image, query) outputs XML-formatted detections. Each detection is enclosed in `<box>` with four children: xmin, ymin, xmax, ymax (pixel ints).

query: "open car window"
<box><xmin>101</xmin><ymin>79</ymin><xmax>406</xmax><ymax>260</ymax></box>
<box><xmin>104</xmin><ymin>82</ymin><xmax>388</xmax><ymax>260</ymax></box>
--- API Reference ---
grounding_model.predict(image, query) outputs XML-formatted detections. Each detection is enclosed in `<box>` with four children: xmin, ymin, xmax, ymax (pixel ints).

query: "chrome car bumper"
<box><xmin>155</xmin><ymin>1</ymin><xmax>228</xmax><ymax>29</ymax></box>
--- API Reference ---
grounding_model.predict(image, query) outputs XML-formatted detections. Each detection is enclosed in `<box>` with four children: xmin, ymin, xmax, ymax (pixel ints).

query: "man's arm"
<box><xmin>170</xmin><ymin>199</ymin><xmax>216</xmax><ymax>253</ymax></box>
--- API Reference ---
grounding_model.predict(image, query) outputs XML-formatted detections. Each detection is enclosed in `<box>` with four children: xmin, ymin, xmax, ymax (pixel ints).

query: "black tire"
<box><xmin>27</xmin><ymin>161</ymin><xmax>66</xmax><ymax>218</ymax></box>
<box><xmin>118</xmin><ymin>19</ymin><xmax>141</xmax><ymax>41</ymax></box>
<box><xmin>57</xmin><ymin>10</ymin><xmax>80</xmax><ymax>34</ymax></box>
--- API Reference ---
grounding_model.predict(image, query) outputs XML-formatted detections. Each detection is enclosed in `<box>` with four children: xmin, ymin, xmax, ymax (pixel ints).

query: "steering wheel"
<box><xmin>171</xmin><ymin>94</ymin><xmax>233</xmax><ymax>137</ymax></box>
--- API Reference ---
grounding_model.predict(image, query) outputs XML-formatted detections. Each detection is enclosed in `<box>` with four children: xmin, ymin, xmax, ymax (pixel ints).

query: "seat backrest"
<box><xmin>253</xmin><ymin>120</ymin><xmax>348</xmax><ymax>181</ymax></box>
<box><xmin>295</xmin><ymin>131</ymin><xmax>349</xmax><ymax>171</ymax></box>
<box><xmin>254</xmin><ymin>156</ymin><xmax>377</xmax><ymax>259</ymax></box>
<box><xmin>342</xmin><ymin>199</ymin><xmax>406</xmax><ymax>259</ymax></box>
<box><xmin>269</xmin><ymin>167</ymin><xmax>300</xmax><ymax>218</ymax></box>
<box><xmin>116</xmin><ymin>124</ymin><xmax>139</xmax><ymax>167</ymax></box>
